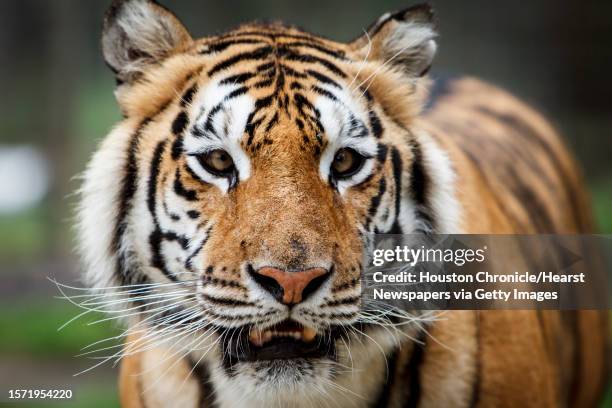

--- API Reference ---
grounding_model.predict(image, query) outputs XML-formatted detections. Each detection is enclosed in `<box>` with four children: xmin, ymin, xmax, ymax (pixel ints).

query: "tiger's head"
<box><xmin>78</xmin><ymin>0</ymin><xmax>458</xmax><ymax>403</ymax></box>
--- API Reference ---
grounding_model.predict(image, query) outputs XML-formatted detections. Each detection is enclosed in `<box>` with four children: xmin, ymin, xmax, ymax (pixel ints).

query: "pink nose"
<box><xmin>254</xmin><ymin>267</ymin><xmax>329</xmax><ymax>304</ymax></box>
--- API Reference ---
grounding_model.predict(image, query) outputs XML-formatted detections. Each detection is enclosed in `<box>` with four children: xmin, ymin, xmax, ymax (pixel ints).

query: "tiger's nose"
<box><xmin>249</xmin><ymin>266</ymin><xmax>331</xmax><ymax>305</ymax></box>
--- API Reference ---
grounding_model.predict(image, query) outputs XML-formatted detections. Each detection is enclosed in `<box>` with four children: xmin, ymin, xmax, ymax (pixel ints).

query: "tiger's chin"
<box><xmin>216</xmin><ymin>358</ymin><xmax>339</xmax><ymax>407</ymax></box>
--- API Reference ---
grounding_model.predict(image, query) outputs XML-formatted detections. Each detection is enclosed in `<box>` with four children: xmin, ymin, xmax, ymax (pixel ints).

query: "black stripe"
<box><xmin>283</xmin><ymin>41</ymin><xmax>346</xmax><ymax>59</ymax></box>
<box><xmin>147</xmin><ymin>141</ymin><xmax>178</xmax><ymax>282</ymax></box>
<box><xmin>173</xmin><ymin>169</ymin><xmax>198</xmax><ymax>201</ymax></box>
<box><xmin>112</xmin><ymin>103</ymin><xmax>169</xmax><ymax>285</ymax></box>
<box><xmin>346</xmin><ymin>115</ymin><xmax>368</xmax><ymax>139</ymax></box>
<box><xmin>149</xmin><ymin>230</ymin><xmax>177</xmax><ymax>280</ymax></box>
<box><xmin>256</xmin><ymin>61</ymin><xmax>276</xmax><ymax>73</ymax></box>
<box><xmin>275</xmin><ymin>70</ymin><xmax>285</xmax><ymax>92</ymax></box>
<box><xmin>112</xmin><ymin>118</ymin><xmax>151</xmax><ymax>257</ymax></box>
<box><xmin>255</xmin><ymin>94</ymin><xmax>275</xmax><ymax>110</ymax></box>
<box><xmin>404</xmin><ymin>331</ymin><xmax>427</xmax><ymax>407</ymax></box>
<box><xmin>215</xmin><ymin>30</ymin><xmax>330</xmax><ymax>46</ymax></box>
<box><xmin>200</xmin><ymin>293</ymin><xmax>255</xmax><ymax>307</ymax></box>
<box><xmin>372</xmin><ymin>348</ymin><xmax>399</xmax><ymax>408</ymax></box>
<box><xmin>225</xmin><ymin>86</ymin><xmax>248</xmax><ymax>100</ymax></box>
<box><xmin>245</xmin><ymin>116</ymin><xmax>264</xmax><ymax>146</ymax></box>
<box><xmin>311</xmin><ymin>85</ymin><xmax>337</xmax><ymax>101</ymax></box>
<box><xmin>281</xmin><ymin>64</ymin><xmax>308</xmax><ymax>79</ymax></box>
<box><xmin>160</xmin><ymin>231</ymin><xmax>189</xmax><ymax>250</ymax></box>
<box><xmin>469</xmin><ymin>312</ymin><xmax>482</xmax><ymax>407</ymax></box>
<box><xmin>185</xmin><ymin>226</ymin><xmax>212</xmax><ymax>272</ymax></box>
<box><xmin>280</xmin><ymin>48</ymin><xmax>347</xmax><ymax>78</ymax></box>
<box><xmin>505</xmin><ymin>166</ymin><xmax>555</xmax><ymax>232</ymax></box>
<box><xmin>265</xmin><ymin>112</ymin><xmax>279</xmax><ymax>132</ymax></box>
<box><xmin>253</xmin><ymin>77</ymin><xmax>274</xmax><ymax>88</ymax></box>
<box><xmin>147</xmin><ymin>141</ymin><xmax>165</xmax><ymax>218</ymax></box>
<box><xmin>186</xmin><ymin>357</ymin><xmax>217</xmax><ymax>408</ymax></box>
<box><xmin>377</xmin><ymin>143</ymin><xmax>389</xmax><ymax>163</ymax></box>
<box><xmin>306</xmin><ymin>69</ymin><xmax>342</xmax><ymax>88</ymax></box>
<box><xmin>389</xmin><ymin>147</ymin><xmax>403</xmax><ymax>234</ymax></box>
<box><xmin>207</xmin><ymin>46</ymin><xmax>273</xmax><ymax>77</ymax></box>
<box><xmin>219</xmin><ymin>72</ymin><xmax>255</xmax><ymax>85</ymax></box>
<box><xmin>171</xmin><ymin>111</ymin><xmax>189</xmax><ymax>160</ymax></box>
<box><xmin>202</xmin><ymin>104</ymin><xmax>224</xmax><ymax>136</ymax></box>
<box><xmin>180</xmin><ymin>84</ymin><xmax>198</xmax><ymax>108</ymax></box>
<box><xmin>409</xmin><ymin>140</ymin><xmax>434</xmax><ymax>229</ymax></box>
<box><xmin>200</xmin><ymin>38</ymin><xmax>267</xmax><ymax>55</ymax></box>
<box><xmin>479</xmin><ymin>107</ymin><xmax>583</xmax><ymax>231</ymax></box>
<box><xmin>369</xmin><ymin>109</ymin><xmax>384</xmax><ymax>138</ymax></box>
<box><xmin>367</xmin><ymin>177</ymin><xmax>387</xmax><ymax>231</ymax></box>
<box><xmin>293</xmin><ymin>93</ymin><xmax>315</xmax><ymax>115</ymax></box>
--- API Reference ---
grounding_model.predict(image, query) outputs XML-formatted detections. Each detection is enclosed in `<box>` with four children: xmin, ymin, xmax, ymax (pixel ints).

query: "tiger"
<box><xmin>76</xmin><ymin>0</ymin><xmax>608</xmax><ymax>407</ymax></box>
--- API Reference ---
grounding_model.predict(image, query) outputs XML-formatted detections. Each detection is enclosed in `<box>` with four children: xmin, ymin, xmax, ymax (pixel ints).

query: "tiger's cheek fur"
<box><xmin>179</xmin><ymin>128</ymin><xmax>368</xmax><ymax>315</ymax></box>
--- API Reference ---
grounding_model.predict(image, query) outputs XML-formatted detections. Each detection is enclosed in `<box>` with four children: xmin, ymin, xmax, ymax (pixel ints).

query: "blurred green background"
<box><xmin>0</xmin><ymin>0</ymin><xmax>610</xmax><ymax>407</ymax></box>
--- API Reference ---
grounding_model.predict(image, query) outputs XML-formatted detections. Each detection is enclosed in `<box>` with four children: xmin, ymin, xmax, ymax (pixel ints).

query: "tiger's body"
<box><xmin>77</xmin><ymin>1</ymin><xmax>607</xmax><ymax>407</ymax></box>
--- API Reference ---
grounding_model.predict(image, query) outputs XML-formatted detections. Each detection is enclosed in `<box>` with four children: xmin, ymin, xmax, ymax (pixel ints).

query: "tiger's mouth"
<box><xmin>248</xmin><ymin>320</ymin><xmax>317</xmax><ymax>347</ymax></box>
<box><xmin>221</xmin><ymin>320</ymin><xmax>337</xmax><ymax>362</ymax></box>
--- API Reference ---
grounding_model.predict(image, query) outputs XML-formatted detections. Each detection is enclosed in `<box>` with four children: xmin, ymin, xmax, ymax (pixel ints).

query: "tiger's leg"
<box><xmin>118</xmin><ymin>333</ymin><xmax>202</xmax><ymax>408</ymax></box>
<box><xmin>379</xmin><ymin>311</ymin><xmax>479</xmax><ymax>407</ymax></box>
<box><xmin>416</xmin><ymin>310</ymin><xmax>479</xmax><ymax>408</ymax></box>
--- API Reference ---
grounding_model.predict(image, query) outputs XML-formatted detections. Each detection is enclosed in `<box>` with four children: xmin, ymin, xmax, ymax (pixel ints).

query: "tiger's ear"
<box><xmin>351</xmin><ymin>4</ymin><xmax>437</xmax><ymax>77</ymax></box>
<box><xmin>102</xmin><ymin>0</ymin><xmax>192</xmax><ymax>84</ymax></box>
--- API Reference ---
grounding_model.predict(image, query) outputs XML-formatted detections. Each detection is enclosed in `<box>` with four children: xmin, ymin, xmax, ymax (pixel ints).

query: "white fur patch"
<box><xmin>183</xmin><ymin>80</ymin><xmax>254</xmax><ymax>193</ymax></box>
<box><xmin>315</xmin><ymin>89</ymin><xmax>378</xmax><ymax>195</ymax></box>
<box><xmin>417</xmin><ymin>131</ymin><xmax>463</xmax><ymax>233</ymax></box>
<box><xmin>77</xmin><ymin>122</ymin><xmax>137</xmax><ymax>293</ymax></box>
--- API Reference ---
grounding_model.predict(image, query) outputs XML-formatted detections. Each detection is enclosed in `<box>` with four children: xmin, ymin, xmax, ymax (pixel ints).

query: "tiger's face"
<box><xmin>80</xmin><ymin>0</ymin><xmax>456</xmax><ymax>402</ymax></box>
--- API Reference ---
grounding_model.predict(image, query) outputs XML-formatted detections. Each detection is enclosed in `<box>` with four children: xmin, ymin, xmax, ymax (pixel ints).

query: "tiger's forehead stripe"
<box><xmin>177</xmin><ymin>30</ymin><xmax>363</xmax><ymax>157</ymax></box>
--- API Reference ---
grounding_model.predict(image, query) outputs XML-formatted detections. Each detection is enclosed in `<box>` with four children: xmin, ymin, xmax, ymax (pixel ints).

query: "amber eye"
<box><xmin>197</xmin><ymin>149</ymin><xmax>235</xmax><ymax>176</ymax></box>
<box><xmin>331</xmin><ymin>148</ymin><xmax>365</xmax><ymax>178</ymax></box>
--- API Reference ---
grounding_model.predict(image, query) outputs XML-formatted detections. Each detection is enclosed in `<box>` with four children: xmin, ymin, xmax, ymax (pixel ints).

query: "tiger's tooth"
<box><xmin>249</xmin><ymin>327</ymin><xmax>264</xmax><ymax>347</ymax></box>
<box><xmin>302</xmin><ymin>326</ymin><xmax>317</xmax><ymax>342</ymax></box>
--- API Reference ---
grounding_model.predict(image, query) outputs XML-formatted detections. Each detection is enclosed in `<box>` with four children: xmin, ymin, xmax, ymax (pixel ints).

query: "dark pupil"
<box><xmin>209</xmin><ymin>151</ymin><xmax>232</xmax><ymax>171</ymax></box>
<box><xmin>216</xmin><ymin>152</ymin><xmax>229</xmax><ymax>166</ymax></box>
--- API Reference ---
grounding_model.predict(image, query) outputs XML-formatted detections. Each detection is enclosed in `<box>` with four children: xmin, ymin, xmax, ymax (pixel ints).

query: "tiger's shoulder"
<box><xmin>418</xmin><ymin>76</ymin><xmax>593</xmax><ymax>234</ymax></box>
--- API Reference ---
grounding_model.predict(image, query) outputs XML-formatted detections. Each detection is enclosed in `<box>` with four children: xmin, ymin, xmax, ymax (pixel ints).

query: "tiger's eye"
<box><xmin>200</xmin><ymin>149</ymin><xmax>235</xmax><ymax>175</ymax></box>
<box><xmin>331</xmin><ymin>148</ymin><xmax>364</xmax><ymax>178</ymax></box>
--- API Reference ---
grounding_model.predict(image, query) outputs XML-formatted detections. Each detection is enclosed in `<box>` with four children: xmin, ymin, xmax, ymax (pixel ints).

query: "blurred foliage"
<box><xmin>0</xmin><ymin>301</ymin><xmax>121</xmax><ymax>407</ymax></box>
<box><xmin>0</xmin><ymin>208</ymin><xmax>47</xmax><ymax>260</ymax></box>
<box><xmin>591</xmin><ymin>180</ymin><xmax>612</xmax><ymax>234</ymax></box>
<box><xmin>0</xmin><ymin>301</ymin><xmax>120</xmax><ymax>357</ymax></box>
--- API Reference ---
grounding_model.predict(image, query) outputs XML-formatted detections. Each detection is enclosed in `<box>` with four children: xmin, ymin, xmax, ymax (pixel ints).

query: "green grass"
<box><xmin>0</xmin><ymin>300</ymin><xmax>120</xmax><ymax>357</ymax></box>
<box><xmin>0</xmin><ymin>301</ymin><xmax>121</xmax><ymax>407</ymax></box>
<box><xmin>591</xmin><ymin>179</ymin><xmax>612</xmax><ymax>234</ymax></box>
<box><xmin>0</xmin><ymin>207</ymin><xmax>47</xmax><ymax>261</ymax></box>
<box><xmin>601</xmin><ymin>384</ymin><xmax>612</xmax><ymax>408</ymax></box>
